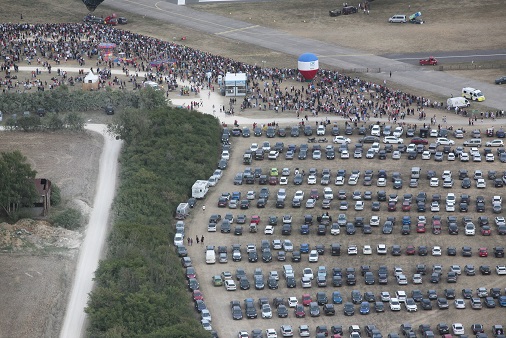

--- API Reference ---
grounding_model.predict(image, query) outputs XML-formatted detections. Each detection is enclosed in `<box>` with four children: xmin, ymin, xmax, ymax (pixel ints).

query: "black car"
<box><xmin>277</xmin><ymin>304</ymin><xmax>288</xmax><ymax>318</ymax></box>
<box><xmin>391</xmin><ymin>245</ymin><xmax>401</xmax><ymax>256</ymax></box>
<box><xmin>286</xmin><ymin>276</ymin><xmax>296</xmax><ymax>288</ymax></box>
<box><xmin>462</xmin><ymin>246</ymin><xmax>472</xmax><ymax>257</ymax></box>
<box><xmin>479</xmin><ymin>265</ymin><xmax>491</xmax><ymax>275</ymax></box>
<box><xmin>248</xmin><ymin>251</ymin><xmax>258</xmax><ymax>262</ymax></box>
<box><xmin>421</xmin><ymin>298</ymin><xmax>432</xmax><ymax>310</ymax></box>
<box><xmin>343</xmin><ymin>302</ymin><xmax>355</xmax><ymax>316</ymax></box>
<box><xmin>437</xmin><ymin>323</ymin><xmax>450</xmax><ymax>335</ymax></box>
<box><xmin>360</xmin><ymin>136</ymin><xmax>380</xmax><ymax>144</ymax></box>
<box><xmin>323</xmin><ymin>304</ymin><xmax>335</xmax><ymax>316</ymax></box>
<box><xmin>447</xmin><ymin>247</ymin><xmax>457</xmax><ymax>256</ymax></box>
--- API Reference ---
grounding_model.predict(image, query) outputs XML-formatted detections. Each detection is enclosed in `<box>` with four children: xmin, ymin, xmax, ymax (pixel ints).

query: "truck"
<box><xmin>419</xmin><ymin>56</ymin><xmax>438</xmax><ymax>66</ymax></box>
<box><xmin>447</xmin><ymin>97</ymin><xmax>470</xmax><ymax>109</ymax></box>
<box><xmin>192</xmin><ymin>180</ymin><xmax>209</xmax><ymax>199</ymax></box>
<box><xmin>175</xmin><ymin>203</ymin><xmax>190</xmax><ymax>219</ymax></box>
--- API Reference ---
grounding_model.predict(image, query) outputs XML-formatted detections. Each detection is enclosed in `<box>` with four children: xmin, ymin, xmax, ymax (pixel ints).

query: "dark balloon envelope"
<box><xmin>82</xmin><ymin>0</ymin><xmax>105</xmax><ymax>12</ymax></box>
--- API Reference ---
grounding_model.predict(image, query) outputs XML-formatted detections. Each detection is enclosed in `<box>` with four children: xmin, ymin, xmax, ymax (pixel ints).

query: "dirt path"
<box><xmin>59</xmin><ymin>125</ymin><xmax>122</xmax><ymax>338</ymax></box>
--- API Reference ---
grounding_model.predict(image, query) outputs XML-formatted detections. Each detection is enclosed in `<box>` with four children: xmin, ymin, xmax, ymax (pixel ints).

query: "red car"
<box><xmin>388</xmin><ymin>202</ymin><xmax>397</xmax><ymax>212</ymax></box>
<box><xmin>416</xmin><ymin>224</ymin><xmax>426</xmax><ymax>233</ymax></box>
<box><xmin>481</xmin><ymin>226</ymin><xmax>492</xmax><ymax>236</ymax></box>
<box><xmin>419</xmin><ymin>56</ymin><xmax>438</xmax><ymax>66</ymax></box>
<box><xmin>269</xmin><ymin>176</ymin><xmax>278</xmax><ymax>185</ymax></box>
<box><xmin>251</xmin><ymin>215</ymin><xmax>261</xmax><ymax>224</ymax></box>
<box><xmin>302</xmin><ymin>293</ymin><xmax>312</xmax><ymax>306</ymax></box>
<box><xmin>406</xmin><ymin>245</ymin><xmax>416</xmax><ymax>255</ymax></box>
<box><xmin>402</xmin><ymin>201</ymin><xmax>411</xmax><ymax>211</ymax></box>
<box><xmin>310</xmin><ymin>189</ymin><xmax>319</xmax><ymax>200</ymax></box>
<box><xmin>295</xmin><ymin>304</ymin><xmax>306</xmax><ymax>318</ymax></box>
<box><xmin>479</xmin><ymin>247</ymin><xmax>488</xmax><ymax>257</ymax></box>
<box><xmin>193</xmin><ymin>290</ymin><xmax>204</xmax><ymax>301</ymax></box>
<box><xmin>410</xmin><ymin>137</ymin><xmax>428</xmax><ymax>145</ymax></box>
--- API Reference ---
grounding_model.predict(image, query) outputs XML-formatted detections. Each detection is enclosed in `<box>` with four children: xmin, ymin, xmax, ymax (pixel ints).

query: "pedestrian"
<box><xmin>202</xmin><ymin>205</ymin><xmax>206</xmax><ymax>212</ymax></box>
<box><xmin>201</xmin><ymin>235</ymin><xmax>204</xmax><ymax>244</ymax></box>
<box><xmin>187</xmin><ymin>237</ymin><xmax>190</xmax><ymax>245</ymax></box>
<box><xmin>196</xmin><ymin>235</ymin><xmax>199</xmax><ymax>244</ymax></box>
<box><xmin>190</xmin><ymin>238</ymin><xmax>193</xmax><ymax>246</ymax></box>
<box><xmin>389</xmin><ymin>71</ymin><xmax>392</xmax><ymax>78</ymax></box>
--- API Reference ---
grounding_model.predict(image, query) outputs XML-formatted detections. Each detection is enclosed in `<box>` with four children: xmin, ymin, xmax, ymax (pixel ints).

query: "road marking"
<box><xmin>319</xmin><ymin>53</ymin><xmax>374</xmax><ymax>58</ymax></box>
<box><xmin>215</xmin><ymin>25</ymin><xmax>259</xmax><ymax>35</ymax></box>
<box><xmin>395</xmin><ymin>53</ymin><xmax>506</xmax><ymax>60</ymax></box>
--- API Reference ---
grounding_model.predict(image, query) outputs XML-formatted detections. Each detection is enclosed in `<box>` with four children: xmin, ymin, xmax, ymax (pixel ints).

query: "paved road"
<box><xmin>60</xmin><ymin>125</ymin><xmax>122</xmax><ymax>338</ymax></box>
<box><xmin>106</xmin><ymin>0</ymin><xmax>505</xmax><ymax>110</ymax></box>
<box><xmin>381</xmin><ymin>49</ymin><xmax>506</xmax><ymax>65</ymax></box>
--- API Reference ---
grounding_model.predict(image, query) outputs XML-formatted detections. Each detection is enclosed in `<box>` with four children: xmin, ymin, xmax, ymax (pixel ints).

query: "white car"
<box><xmin>363</xmin><ymin>245</ymin><xmax>372</xmax><ymax>255</ymax></box>
<box><xmin>355</xmin><ymin>200</ymin><xmax>364</xmax><ymax>211</ymax></box>
<box><xmin>377</xmin><ymin>177</ymin><xmax>387</xmax><ymax>187</ymax></box>
<box><xmin>430</xmin><ymin>129</ymin><xmax>438</xmax><ymax>137</ymax></box>
<box><xmin>340</xmin><ymin>150</ymin><xmax>350</xmax><ymax>159</ymax></box>
<box><xmin>460</xmin><ymin>153</ymin><xmax>469</xmax><ymax>162</ymax></box>
<box><xmin>450</xmin><ymin>265</ymin><xmax>462</xmax><ymax>275</ymax></box>
<box><xmin>413</xmin><ymin>274</ymin><xmax>422</xmax><ymax>284</ymax></box>
<box><xmin>174</xmin><ymin>233</ymin><xmax>184</xmax><ymax>246</ymax></box>
<box><xmin>308</xmin><ymin>250</ymin><xmax>319</xmax><ymax>262</ymax></box>
<box><xmin>432</xmin><ymin>246</ymin><xmax>442</xmax><ymax>256</ymax></box>
<box><xmin>380</xmin><ymin>291</ymin><xmax>391</xmax><ymax>302</ymax></box>
<box><xmin>377</xmin><ymin>244</ymin><xmax>387</xmax><ymax>255</ymax></box>
<box><xmin>389</xmin><ymin>298</ymin><xmax>401</xmax><ymax>311</ymax></box>
<box><xmin>394</xmin><ymin>266</ymin><xmax>404</xmax><ymax>277</ymax></box>
<box><xmin>371</xmin><ymin>142</ymin><xmax>380</xmax><ymax>153</ymax></box>
<box><xmin>201</xmin><ymin>309</ymin><xmax>212</xmax><ymax>322</ymax></box>
<box><xmin>473</xmin><ymin>153</ymin><xmax>482</xmax><ymax>162</ymax></box>
<box><xmin>465</xmin><ymin>223</ymin><xmax>475</xmax><ymax>235</ymax></box>
<box><xmin>436</xmin><ymin>137</ymin><xmax>455</xmax><ymax>145</ymax></box>
<box><xmin>335</xmin><ymin>176</ymin><xmax>345</xmax><ymax>186</ymax></box>
<box><xmin>442</xmin><ymin>170</ymin><xmax>452</xmax><ymax>179</ymax></box>
<box><xmin>283</xmin><ymin>240</ymin><xmax>294</xmax><ymax>252</ymax></box>
<box><xmin>495</xmin><ymin>216</ymin><xmax>506</xmax><ymax>226</ymax></box>
<box><xmin>446</xmin><ymin>203</ymin><xmax>455</xmax><ymax>212</ymax></box>
<box><xmin>430</xmin><ymin>177</ymin><xmax>439</xmax><ymax>187</ymax></box>
<box><xmin>383</xmin><ymin>136</ymin><xmax>404</xmax><ymax>144</ymax></box>
<box><xmin>347</xmin><ymin>245</ymin><xmax>358</xmax><ymax>255</ymax></box>
<box><xmin>486</xmin><ymin>153</ymin><xmax>495</xmax><ymax>162</ymax></box>
<box><xmin>366</xmin><ymin>149</ymin><xmax>375</xmax><ymax>159</ymax></box>
<box><xmin>421</xmin><ymin>150</ymin><xmax>431</xmax><ymax>160</ymax></box>
<box><xmin>298</xmin><ymin>325</ymin><xmax>310</xmax><ymax>337</ymax></box>
<box><xmin>333</xmin><ymin>136</ymin><xmax>351</xmax><ymax>144</ymax></box>
<box><xmin>268</xmin><ymin>150</ymin><xmax>279</xmax><ymax>160</ymax></box>
<box><xmin>303</xmin><ymin>267</ymin><xmax>314</xmax><ymax>280</ymax></box>
<box><xmin>396</xmin><ymin>274</ymin><xmax>408</xmax><ymax>285</ymax></box>
<box><xmin>301</xmin><ymin>276</ymin><xmax>312</xmax><ymax>288</ymax></box>
<box><xmin>404</xmin><ymin>298</ymin><xmax>417</xmax><ymax>312</ymax></box>
<box><xmin>225</xmin><ymin>279</ymin><xmax>237</xmax><ymax>291</ymax></box>
<box><xmin>371</xmin><ymin>125</ymin><xmax>381</xmax><ymax>136</ymax></box>
<box><xmin>452</xmin><ymin>323</ymin><xmax>465</xmax><ymax>336</ymax></box>
<box><xmin>476</xmin><ymin>178</ymin><xmax>486</xmax><ymax>188</ymax></box>
<box><xmin>281</xmin><ymin>325</ymin><xmax>293</xmax><ymax>337</ymax></box>
<box><xmin>270</xmin><ymin>271</ymin><xmax>280</xmax><ymax>281</ymax></box>
<box><xmin>250</xmin><ymin>143</ymin><xmax>259</xmax><ymax>152</ymax></box>
<box><xmin>454</xmin><ymin>298</ymin><xmax>466</xmax><ymax>309</ymax></box>
<box><xmin>370</xmin><ymin>216</ymin><xmax>380</xmax><ymax>226</ymax></box>
<box><xmin>201</xmin><ymin>319</ymin><xmax>212</xmax><ymax>331</ymax></box>
<box><xmin>348</xmin><ymin>175</ymin><xmax>358</xmax><ymax>185</ymax></box>
<box><xmin>221</xmin><ymin>150</ymin><xmax>230</xmax><ymax>160</ymax></box>
<box><xmin>496</xmin><ymin>265</ymin><xmax>506</xmax><ymax>275</ymax></box>
<box><xmin>323</xmin><ymin>187</ymin><xmax>334</xmax><ymax>200</ymax></box>
<box><xmin>279</xmin><ymin>176</ymin><xmax>288</xmax><ymax>185</ymax></box>
<box><xmin>447</xmin><ymin>153</ymin><xmax>455</xmax><ymax>161</ymax></box>
<box><xmin>307</xmin><ymin>175</ymin><xmax>317</xmax><ymax>185</ymax></box>
<box><xmin>393</xmin><ymin>127</ymin><xmax>404</xmax><ymax>138</ymax></box>
<box><xmin>392</xmin><ymin>151</ymin><xmax>401</xmax><ymax>160</ymax></box>
<box><xmin>262</xmin><ymin>142</ymin><xmax>271</xmax><ymax>152</ymax></box>
<box><xmin>294</xmin><ymin>190</ymin><xmax>304</xmax><ymax>201</ymax></box>
<box><xmin>288</xmin><ymin>297</ymin><xmax>298</xmax><ymax>307</ymax></box>
<box><xmin>266</xmin><ymin>328</ymin><xmax>278</xmax><ymax>338</ymax></box>
<box><xmin>486</xmin><ymin>139</ymin><xmax>504</xmax><ymax>147</ymax></box>
<box><xmin>265</xmin><ymin>225</ymin><xmax>274</xmax><ymax>235</ymax></box>
<box><xmin>317</xmin><ymin>125</ymin><xmax>326</xmax><ymax>136</ymax></box>
<box><xmin>395</xmin><ymin>290</ymin><xmax>407</xmax><ymax>303</ymax></box>
<box><xmin>430</xmin><ymin>201</ymin><xmax>440</xmax><ymax>212</ymax></box>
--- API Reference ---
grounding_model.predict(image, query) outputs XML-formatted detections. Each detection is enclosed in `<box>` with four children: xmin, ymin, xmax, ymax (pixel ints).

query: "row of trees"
<box><xmin>4</xmin><ymin>113</ymin><xmax>86</xmax><ymax>132</ymax></box>
<box><xmin>86</xmin><ymin>91</ymin><xmax>221</xmax><ymax>337</ymax></box>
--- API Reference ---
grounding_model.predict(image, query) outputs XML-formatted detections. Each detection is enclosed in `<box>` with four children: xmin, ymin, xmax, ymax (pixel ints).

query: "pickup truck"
<box><xmin>419</xmin><ymin>57</ymin><xmax>438</xmax><ymax>66</ymax></box>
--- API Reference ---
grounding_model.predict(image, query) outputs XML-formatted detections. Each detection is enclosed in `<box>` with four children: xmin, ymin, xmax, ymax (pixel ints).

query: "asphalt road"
<box><xmin>105</xmin><ymin>0</ymin><xmax>505</xmax><ymax>110</ymax></box>
<box><xmin>381</xmin><ymin>49</ymin><xmax>506</xmax><ymax>65</ymax></box>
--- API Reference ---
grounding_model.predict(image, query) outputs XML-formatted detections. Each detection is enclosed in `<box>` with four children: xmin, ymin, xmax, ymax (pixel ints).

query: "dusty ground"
<box><xmin>0</xmin><ymin>131</ymin><xmax>102</xmax><ymax>338</ymax></box>
<box><xmin>187</xmin><ymin>120</ymin><xmax>506</xmax><ymax>337</ymax></box>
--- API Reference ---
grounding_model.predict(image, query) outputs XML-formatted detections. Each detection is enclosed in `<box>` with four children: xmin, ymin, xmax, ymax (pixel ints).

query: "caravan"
<box><xmin>192</xmin><ymin>180</ymin><xmax>209</xmax><ymax>199</ymax></box>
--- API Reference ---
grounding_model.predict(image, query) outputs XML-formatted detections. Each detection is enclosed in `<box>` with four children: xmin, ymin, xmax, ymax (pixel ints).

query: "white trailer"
<box><xmin>192</xmin><ymin>180</ymin><xmax>209</xmax><ymax>199</ymax></box>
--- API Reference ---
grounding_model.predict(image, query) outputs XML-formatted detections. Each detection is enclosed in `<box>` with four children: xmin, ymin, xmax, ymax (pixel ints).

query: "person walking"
<box><xmin>196</xmin><ymin>235</ymin><xmax>199</xmax><ymax>244</ymax></box>
<box><xmin>201</xmin><ymin>235</ymin><xmax>204</xmax><ymax>245</ymax></box>
<box><xmin>202</xmin><ymin>205</ymin><xmax>206</xmax><ymax>212</ymax></box>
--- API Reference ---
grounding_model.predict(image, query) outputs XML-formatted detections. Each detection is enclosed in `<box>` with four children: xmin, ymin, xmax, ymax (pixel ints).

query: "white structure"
<box><xmin>192</xmin><ymin>180</ymin><xmax>209</xmax><ymax>199</ymax></box>
<box><xmin>223</xmin><ymin>73</ymin><xmax>247</xmax><ymax>97</ymax></box>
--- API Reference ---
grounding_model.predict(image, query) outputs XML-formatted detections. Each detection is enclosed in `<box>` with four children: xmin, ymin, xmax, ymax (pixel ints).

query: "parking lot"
<box><xmin>184</xmin><ymin>122</ymin><xmax>506</xmax><ymax>338</ymax></box>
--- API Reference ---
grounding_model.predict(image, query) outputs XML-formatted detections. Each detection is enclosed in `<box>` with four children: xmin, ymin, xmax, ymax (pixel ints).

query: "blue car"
<box><xmin>402</xmin><ymin>216</ymin><xmax>411</xmax><ymax>225</ymax></box>
<box><xmin>300</xmin><ymin>224</ymin><xmax>310</xmax><ymax>235</ymax></box>
<box><xmin>300</xmin><ymin>243</ymin><xmax>310</xmax><ymax>253</ymax></box>
<box><xmin>359</xmin><ymin>302</ymin><xmax>370</xmax><ymax>315</ymax></box>
<box><xmin>333</xmin><ymin>291</ymin><xmax>343</xmax><ymax>304</ymax></box>
<box><xmin>499</xmin><ymin>296</ymin><xmax>506</xmax><ymax>307</ymax></box>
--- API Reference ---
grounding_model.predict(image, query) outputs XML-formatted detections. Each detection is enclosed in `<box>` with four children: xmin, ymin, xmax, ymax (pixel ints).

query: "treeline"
<box><xmin>85</xmin><ymin>95</ymin><xmax>221</xmax><ymax>337</ymax></box>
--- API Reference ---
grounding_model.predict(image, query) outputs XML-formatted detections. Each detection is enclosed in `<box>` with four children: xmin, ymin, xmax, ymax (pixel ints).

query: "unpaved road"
<box><xmin>59</xmin><ymin>125</ymin><xmax>122</xmax><ymax>338</ymax></box>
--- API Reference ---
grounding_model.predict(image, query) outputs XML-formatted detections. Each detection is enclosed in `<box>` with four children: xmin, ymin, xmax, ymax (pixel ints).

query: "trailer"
<box><xmin>175</xmin><ymin>202</ymin><xmax>190</xmax><ymax>219</ymax></box>
<box><xmin>192</xmin><ymin>180</ymin><xmax>209</xmax><ymax>199</ymax></box>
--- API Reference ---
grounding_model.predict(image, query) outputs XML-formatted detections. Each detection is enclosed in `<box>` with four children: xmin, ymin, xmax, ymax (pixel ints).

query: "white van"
<box><xmin>447</xmin><ymin>97</ymin><xmax>470</xmax><ymax>109</ymax></box>
<box><xmin>463</xmin><ymin>138</ymin><xmax>482</xmax><ymax>147</ymax></box>
<box><xmin>411</xmin><ymin>167</ymin><xmax>421</xmax><ymax>179</ymax></box>
<box><xmin>206</xmin><ymin>247</ymin><xmax>216</xmax><ymax>264</ymax></box>
<box><xmin>389</xmin><ymin>15</ymin><xmax>407</xmax><ymax>23</ymax></box>
<box><xmin>462</xmin><ymin>87</ymin><xmax>485</xmax><ymax>102</ymax></box>
<box><xmin>143</xmin><ymin>81</ymin><xmax>161</xmax><ymax>90</ymax></box>
<box><xmin>371</xmin><ymin>125</ymin><xmax>381</xmax><ymax>136</ymax></box>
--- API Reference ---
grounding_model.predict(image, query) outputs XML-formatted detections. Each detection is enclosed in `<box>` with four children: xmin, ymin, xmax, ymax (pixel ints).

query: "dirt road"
<box><xmin>59</xmin><ymin>125</ymin><xmax>122</xmax><ymax>338</ymax></box>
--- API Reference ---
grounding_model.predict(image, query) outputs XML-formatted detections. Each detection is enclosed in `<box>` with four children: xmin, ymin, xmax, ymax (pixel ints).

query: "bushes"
<box><xmin>51</xmin><ymin>208</ymin><xmax>82</xmax><ymax>230</ymax></box>
<box><xmin>86</xmin><ymin>105</ymin><xmax>220</xmax><ymax>337</ymax></box>
<box><xmin>50</xmin><ymin>184</ymin><xmax>61</xmax><ymax>206</ymax></box>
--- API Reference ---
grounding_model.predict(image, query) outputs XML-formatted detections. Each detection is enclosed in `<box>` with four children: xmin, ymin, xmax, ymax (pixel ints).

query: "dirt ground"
<box><xmin>186</xmin><ymin>116</ymin><xmax>506</xmax><ymax>337</ymax></box>
<box><xmin>0</xmin><ymin>131</ymin><xmax>102</xmax><ymax>338</ymax></box>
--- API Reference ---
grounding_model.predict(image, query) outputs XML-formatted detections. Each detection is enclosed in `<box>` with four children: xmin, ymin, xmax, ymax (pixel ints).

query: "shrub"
<box><xmin>51</xmin><ymin>208</ymin><xmax>82</xmax><ymax>230</ymax></box>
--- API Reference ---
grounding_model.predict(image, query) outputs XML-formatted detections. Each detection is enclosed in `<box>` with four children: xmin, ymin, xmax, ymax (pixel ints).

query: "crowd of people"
<box><xmin>0</xmin><ymin>22</ymin><xmax>503</xmax><ymax>123</ymax></box>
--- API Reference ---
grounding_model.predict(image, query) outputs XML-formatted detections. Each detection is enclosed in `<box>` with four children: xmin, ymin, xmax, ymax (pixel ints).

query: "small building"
<box><xmin>223</xmin><ymin>73</ymin><xmax>247</xmax><ymax>97</ymax></box>
<box><xmin>33</xmin><ymin>178</ymin><xmax>52</xmax><ymax>216</ymax></box>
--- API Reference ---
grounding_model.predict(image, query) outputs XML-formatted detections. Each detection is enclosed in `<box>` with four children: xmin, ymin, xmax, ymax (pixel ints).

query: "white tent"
<box><xmin>82</xmin><ymin>71</ymin><xmax>99</xmax><ymax>90</ymax></box>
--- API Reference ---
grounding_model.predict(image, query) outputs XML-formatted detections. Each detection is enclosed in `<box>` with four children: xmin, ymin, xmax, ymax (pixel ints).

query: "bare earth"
<box><xmin>0</xmin><ymin>131</ymin><xmax>102</xmax><ymax>338</ymax></box>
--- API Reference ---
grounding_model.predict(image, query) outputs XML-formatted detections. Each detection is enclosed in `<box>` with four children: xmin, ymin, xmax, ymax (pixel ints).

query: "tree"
<box><xmin>0</xmin><ymin>151</ymin><xmax>38</xmax><ymax>217</ymax></box>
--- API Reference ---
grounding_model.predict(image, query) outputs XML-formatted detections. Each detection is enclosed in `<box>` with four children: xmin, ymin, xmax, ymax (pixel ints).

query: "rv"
<box><xmin>192</xmin><ymin>180</ymin><xmax>209</xmax><ymax>199</ymax></box>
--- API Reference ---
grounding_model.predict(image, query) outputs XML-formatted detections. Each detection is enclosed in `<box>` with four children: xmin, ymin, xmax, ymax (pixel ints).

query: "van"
<box><xmin>447</xmin><ymin>97</ymin><xmax>470</xmax><ymax>109</ymax></box>
<box><xmin>331</xmin><ymin>243</ymin><xmax>341</xmax><ymax>256</ymax></box>
<box><xmin>389</xmin><ymin>15</ymin><xmax>407</xmax><ymax>23</ymax></box>
<box><xmin>143</xmin><ymin>81</ymin><xmax>161</xmax><ymax>90</ymax></box>
<box><xmin>428</xmin><ymin>143</ymin><xmax>437</xmax><ymax>154</ymax></box>
<box><xmin>463</xmin><ymin>138</ymin><xmax>482</xmax><ymax>147</ymax></box>
<box><xmin>283</xmin><ymin>264</ymin><xmax>294</xmax><ymax>278</ymax></box>
<box><xmin>206</xmin><ymin>247</ymin><xmax>216</xmax><ymax>264</ymax></box>
<box><xmin>411</xmin><ymin>167</ymin><xmax>421</xmax><ymax>179</ymax></box>
<box><xmin>462</xmin><ymin>87</ymin><xmax>485</xmax><ymax>102</ymax></box>
<box><xmin>175</xmin><ymin>202</ymin><xmax>190</xmax><ymax>219</ymax></box>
